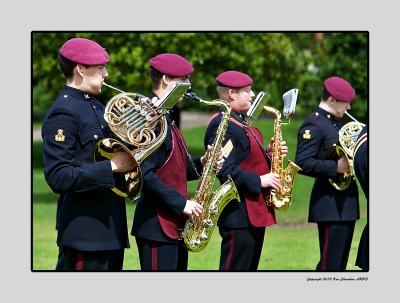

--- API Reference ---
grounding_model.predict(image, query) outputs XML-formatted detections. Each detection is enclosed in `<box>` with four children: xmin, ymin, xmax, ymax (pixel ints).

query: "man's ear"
<box><xmin>227</xmin><ymin>88</ymin><xmax>236</xmax><ymax>100</ymax></box>
<box><xmin>328</xmin><ymin>96</ymin><xmax>336</xmax><ymax>104</ymax></box>
<box><xmin>76</xmin><ymin>64</ymin><xmax>85</xmax><ymax>77</ymax></box>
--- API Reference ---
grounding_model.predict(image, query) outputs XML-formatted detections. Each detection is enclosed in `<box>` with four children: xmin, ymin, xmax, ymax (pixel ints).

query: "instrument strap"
<box><xmin>171</xmin><ymin>121</ymin><xmax>202</xmax><ymax>178</ymax></box>
<box><xmin>228</xmin><ymin>117</ymin><xmax>271</xmax><ymax>162</ymax></box>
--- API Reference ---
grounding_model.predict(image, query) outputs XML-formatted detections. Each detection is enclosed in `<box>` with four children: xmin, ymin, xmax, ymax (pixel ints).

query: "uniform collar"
<box><xmin>316</xmin><ymin>106</ymin><xmax>338</xmax><ymax>121</ymax></box>
<box><xmin>231</xmin><ymin>110</ymin><xmax>247</xmax><ymax>123</ymax></box>
<box><xmin>63</xmin><ymin>85</ymin><xmax>93</xmax><ymax>101</ymax></box>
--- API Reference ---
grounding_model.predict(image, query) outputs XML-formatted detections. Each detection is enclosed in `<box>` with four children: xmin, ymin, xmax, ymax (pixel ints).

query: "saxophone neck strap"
<box><xmin>228</xmin><ymin>117</ymin><xmax>271</xmax><ymax>163</ymax></box>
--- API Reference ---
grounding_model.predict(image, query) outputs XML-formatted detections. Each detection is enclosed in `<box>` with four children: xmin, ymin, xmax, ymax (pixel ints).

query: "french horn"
<box><xmin>94</xmin><ymin>82</ymin><xmax>190</xmax><ymax>197</ymax></box>
<box><xmin>327</xmin><ymin>111</ymin><xmax>366</xmax><ymax>191</ymax></box>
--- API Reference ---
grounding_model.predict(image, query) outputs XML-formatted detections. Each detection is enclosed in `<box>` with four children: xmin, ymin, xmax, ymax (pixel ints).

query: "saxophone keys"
<box><xmin>202</xmin><ymin>219</ymin><xmax>214</xmax><ymax>228</ymax></box>
<box><xmin>200</xmin><ymin>231</ymin><xmax>208</xmax><ymax>240</ymax></box>
<box><xmin>209</xmin><ymin>205</ymin><xmax>218</xmax><ymax>214</ymax></box>
<box><xmin>191</xmin><ymin>239</ymin><xmax>201</xmax><ymax>247</ymax></box>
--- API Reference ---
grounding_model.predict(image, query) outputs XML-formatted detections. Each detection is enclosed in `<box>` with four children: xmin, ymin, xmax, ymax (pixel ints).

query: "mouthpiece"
<box><xmin>184</xmin><ymin>92</ymin><xmax>201</xmax><ymax>102</ymax></box>
<box><xmin>102</xmin><ymin>82</ymin><xmax>125</xmax><ymax>94</ymax></box>
<box><xmin>344</xmin><ymin>111</ymin><xmax>365</xmax><ymax>126</ymax></box>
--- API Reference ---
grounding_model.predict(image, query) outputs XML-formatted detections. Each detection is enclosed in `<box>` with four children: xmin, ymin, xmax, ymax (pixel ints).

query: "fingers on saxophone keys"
<box><xmin>192</xmin><ymin>203</ymin><xmax>203</xmax><ymax>217</ymax></box>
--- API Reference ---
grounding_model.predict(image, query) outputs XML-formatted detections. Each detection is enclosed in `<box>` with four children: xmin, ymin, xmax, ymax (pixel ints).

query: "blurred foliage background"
<box><xmin>32</xmin><ymin>32</ymin><xmax>368</xmax><ymax>121</ymax></box>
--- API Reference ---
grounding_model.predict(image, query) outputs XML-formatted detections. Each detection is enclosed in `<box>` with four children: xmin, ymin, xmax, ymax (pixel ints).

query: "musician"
<box><xmin>131</xmin><ymin>53</ymin><xmax>209</xmax><ymax>271</ymax></box>
<box><xmin>41</xmin><ymin>38</ymin><xmax>136</xmax><ymax>270</ymax></box>
<box><xmin>354</xmin><ymin>126</ymin><xmax>368</xmax><ymax>271</ymax></box>
<box><xmin>295</xmin><ymin>76</ymin><xmax>360</xmax><ymax>271</ymax></box>
<box><xmin>204</xmin><ymin>70</ymin><xmax>287</xmax><ymax>270</ymax></box>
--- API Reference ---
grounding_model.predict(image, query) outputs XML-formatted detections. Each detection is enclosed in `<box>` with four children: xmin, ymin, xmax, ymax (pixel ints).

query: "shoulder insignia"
<box><xmin>55</xmin><ymin>129</ymin><xmax>65</xmax><ymax>142</ymax></box>
<box><xmin>303</xmin><ymin>129</ymin><xmax>311</xmax><ymax>140</ymax></box>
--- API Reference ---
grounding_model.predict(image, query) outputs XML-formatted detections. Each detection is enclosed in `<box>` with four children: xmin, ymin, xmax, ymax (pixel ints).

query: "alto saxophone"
<box><xmin>264</xmin><ymin>105</ymin><xmax>301</xmax><ymax>211</ymax></box>
<box><xmin>181</xmin><ymin>92</ymin><xmax>239</xmax><ymax>252</ymax></box>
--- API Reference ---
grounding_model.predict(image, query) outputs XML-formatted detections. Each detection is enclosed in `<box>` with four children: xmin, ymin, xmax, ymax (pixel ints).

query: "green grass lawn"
<box><xmin>32</xmin><ymin>118</ymin><xmax>367</xmax><ymax>271</ymax></box>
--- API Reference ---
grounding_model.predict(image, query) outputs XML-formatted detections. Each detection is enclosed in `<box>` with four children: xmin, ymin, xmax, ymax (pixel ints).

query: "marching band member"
<box><xmin>131</xmin><ymin>53</ymin><xmax>214</xmax><ymax>271</ymax></box>
<box><xmin>354</xmin><ymin>126</ymin><xmax>368</xmax><ymax>271</ymax></box>
<box><xmin>204</xmin><ymin>70</ymin><xmax>287</xmax><ymax>270</ymax></box>
<box><xmin>42</xmin><ymin>38</ymin><xmax>135</xmax><ymax>271</ymax></box>
<box><xmin>295</xmin><ymin>76</ymin><xmax>360</xmax><ymax>271</ymax></box>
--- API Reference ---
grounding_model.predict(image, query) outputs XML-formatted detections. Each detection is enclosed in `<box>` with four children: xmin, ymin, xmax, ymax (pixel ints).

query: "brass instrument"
<box><xmin>94</xmin><ymin>82</ymin><xmax>189</xmax><ymax>198</ymax></box>
<box><xmin>327</xmin><ymin>111</ymin><xmax>366</xmax><ymax>191</ymax></box>
<box><xmin>264</xmin><ymin>105</ymin><xmax>301</xmax><ymax>211</ymax></box>
<box><xmin>181</xmin><ymin>92</ymin><xmax>239</xmax><ymax>252</ymax></box>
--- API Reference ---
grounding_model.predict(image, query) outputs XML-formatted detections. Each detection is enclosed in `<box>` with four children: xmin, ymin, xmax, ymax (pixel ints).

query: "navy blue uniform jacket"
<box><xmin>204</xmin><ymin>111</ymin><xmax>267</xmax><ymax>229</ymax></box>
<box><xmin>295</xmin><ymin>107</ymin><xmax>359</xmax><ymax>222</ymax></box>
<box><xmin>354</xmin><ymin>126</ymin><xmax>368</xmax><ymax>198</ymax></box>
<box><xmin>131</xmin><ymin>112</ymin><xmax>203</xmax><ymax>243</ymax></box>
<box><xmin>41</xmin><ymin>86</ymin><xmax>129</xmax><ymax>251</ymax></box>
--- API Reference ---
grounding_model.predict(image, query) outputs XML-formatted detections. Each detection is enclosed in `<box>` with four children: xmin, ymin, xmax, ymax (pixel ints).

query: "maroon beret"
<box><xmin>216</xmin><ymin>70</ymin><xmax>253</xmax><ymax>88</ymax></box>
<box><xmin>324</xmin><ymin>76</ymin><xmax>356</xmax><ymax>102</ymax></box>
<box><xmin>150</xmin><ymin>53</ymin><xmax>194</xmax><ymax>77</ymax></box>
<box><xmin>59</xmin><ymin>38</ymin><xmax>109</xmax><ymax>65</ymax></box>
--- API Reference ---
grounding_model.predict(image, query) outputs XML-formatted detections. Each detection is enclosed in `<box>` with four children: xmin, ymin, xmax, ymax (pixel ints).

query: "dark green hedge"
<box><xmin>32</xmin><ymin>32</ymin><xmax>368</xmax><ymax>122</ymax></box>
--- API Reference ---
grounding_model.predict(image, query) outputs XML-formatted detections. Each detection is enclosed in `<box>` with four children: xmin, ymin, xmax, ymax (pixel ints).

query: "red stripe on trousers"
<box><xmin>224</xmin><ymin>230</ymin><xmax>235</xmax><ymax>270</ymax></box>
<box><xmin>75</xmin><ymin>251</ymin><xmax>84</xmax><ymax>270</ymax></box>
<box><xmin>151</xmin><ymin>243</ymin><xmax>158</xmax><ymax>270</ymax></box>
<box><xmin>320</xmin><ymin>225</ymin><xmax>330</xmax><ymax>270</ymax></box>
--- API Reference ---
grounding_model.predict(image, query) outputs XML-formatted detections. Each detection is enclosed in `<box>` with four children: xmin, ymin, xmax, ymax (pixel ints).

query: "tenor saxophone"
<box><xmin>181</xmin><ymin>93</ymin><xmax>239</xmax><ymax>252</ymax></box>
<box><xmin>264</xmin><ymin>106</ymin><xmax>301</xmax><ymax>211</ymax></box>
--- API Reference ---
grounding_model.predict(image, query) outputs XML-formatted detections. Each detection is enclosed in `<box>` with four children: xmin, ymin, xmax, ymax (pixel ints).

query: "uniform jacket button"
<box><xmin>94</xmin><ymin>134</ymin><xmax>98</xmax><ymax>139</ymax></box>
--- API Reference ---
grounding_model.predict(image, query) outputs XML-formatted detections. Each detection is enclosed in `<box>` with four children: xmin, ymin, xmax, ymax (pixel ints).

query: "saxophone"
<box><xmin>264</xmin><ymin>105</ymin><xmax>301</xmax><ymax>211</ymax></box>
<box><xmin>181</xmin><ymin>92</ymin><xmax>239</xmax><ymax>252</ymax></box>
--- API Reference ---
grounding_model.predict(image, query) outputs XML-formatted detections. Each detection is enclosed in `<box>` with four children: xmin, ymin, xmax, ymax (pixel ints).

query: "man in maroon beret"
<box><xmin>41</xmin><ymin>37</ymin><xmax>135</xmax><ymax>271</ymax></box>
<box><xmin>295</xmin><ymin>76</ymin><xmax>360</xmax><ymax>270</ymax></box>
<box><xmin>131</xmin><ymin>53</ymin><xmax>210</xmax><ymax>270</ymax></box>
<box><xmin>204</xmin><ymin>70</ymin><xmax>288</xmax><ymax>270</ymax></box>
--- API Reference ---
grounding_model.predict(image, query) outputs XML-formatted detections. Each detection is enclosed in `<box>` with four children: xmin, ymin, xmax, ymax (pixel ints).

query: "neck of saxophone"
<box><xmin>264</xmin><ymin>105</ymin><xmax>281</xmax><ymax>121</ymax></box>
<box><xmin>200</xmin><ymin>99</ymin><xmax>231</xmax><ymax>115</ymax></box>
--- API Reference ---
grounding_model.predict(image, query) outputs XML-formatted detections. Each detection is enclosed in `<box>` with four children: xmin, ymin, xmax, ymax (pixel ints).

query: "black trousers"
<box><xmin>219</xmin><ymin>226</ymin><xmax>266</xmax><ymax>271</ymax></box>
<box><xmin>355</xmin><ymin>223</ymin><xmax>369</xmax><ymax>271</ymax></box>
<box><xmin>316</xmin><ymin>221</ymin><xmax>355</xmax><ymax>271</ymax></box>
<box><xmin>135</xmin><ymin>237</ymin><xmax>188</xmax><ymax>271</ymax></box>
<box><xmin>55</xmin><ymin>247</ymin><xmax>125</xmax><ymax>271</ymax></box>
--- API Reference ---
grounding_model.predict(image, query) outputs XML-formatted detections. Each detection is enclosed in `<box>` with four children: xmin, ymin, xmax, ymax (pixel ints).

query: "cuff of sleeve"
<box><xmin>239</xmin><ymin>170</ymin><xmax>262</xmax><ymax>196</ymax></box>
<box><xmin>76</xmin><ymin>160</ymin><xmax>115</xmax><ymax>191</ymax></box>
<box><xmin>326</xmin><ymin>160</ymin><xmax>339</xmax><ymax>178</ymax></box>
<box><xmin>193</xmin><ymin>156</ymin><xmax>203</xmax><ymax>172</ymax></box>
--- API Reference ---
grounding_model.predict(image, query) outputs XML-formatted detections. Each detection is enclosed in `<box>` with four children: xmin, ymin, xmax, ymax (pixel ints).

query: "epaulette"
<box><xmin>308</xmin><ymin>112</ymin><xmax>320</xmax><ymax>121</ymax></box>
<box><xmin>61</xmin><ymin>93</ymin><xmax>71</xmax><ymax>101</ymax></box>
